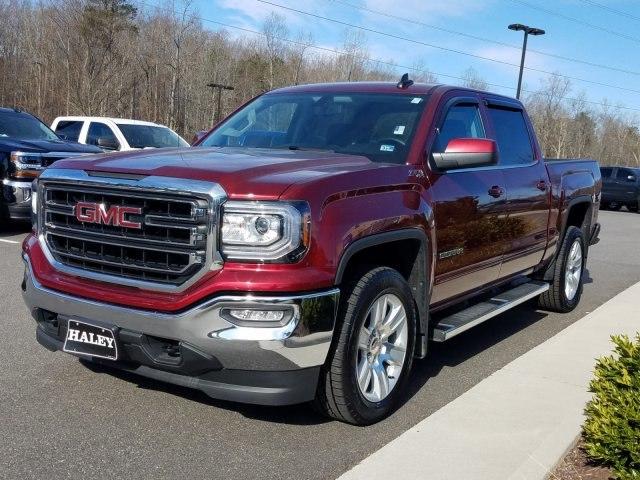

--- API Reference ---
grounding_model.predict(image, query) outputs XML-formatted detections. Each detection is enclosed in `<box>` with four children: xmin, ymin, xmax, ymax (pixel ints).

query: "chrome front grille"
<box><xmin>37</xmin><ymin>169</ymin><xmax>226</xmax><ymax>292</ymax></box>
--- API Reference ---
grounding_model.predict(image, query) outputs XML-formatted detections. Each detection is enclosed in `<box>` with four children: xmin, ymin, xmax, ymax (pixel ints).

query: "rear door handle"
<box><xmin>536</xmin><ymin>180</ymin><xmax>547</xmax><ymax>191</ymax></box>
<box><xmin>488</xmin><ymin>186</ymin><xmax>505</xmax><ymax>198</ymax></box>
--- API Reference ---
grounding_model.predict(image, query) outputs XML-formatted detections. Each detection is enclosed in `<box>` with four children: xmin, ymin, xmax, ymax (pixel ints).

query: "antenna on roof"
<box><xmin>397</xmin><ymin>73</ymin><xmax>414</xmax><ymax>89</ymax></box>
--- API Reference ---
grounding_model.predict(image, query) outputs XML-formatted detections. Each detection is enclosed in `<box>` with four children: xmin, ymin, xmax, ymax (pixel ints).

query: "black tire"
<box><xmin>314</xmin><ymin>267</ymin><xmax>416</xmax><ymax>425</ymax></box>
<box><xmin>538</xmin><ymin>226</ymin><xmax>585</xmax><ymax>313</ymax></box>
<box><xmin>608</xmin><ymin>203</ymin><xmax>622</xmax><ymax>211</ymax></box>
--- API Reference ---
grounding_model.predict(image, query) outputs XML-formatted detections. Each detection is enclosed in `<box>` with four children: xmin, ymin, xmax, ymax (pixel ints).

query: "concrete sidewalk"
<box><xmin>339</xmin><ymin>282</ymin><xmax>640</xmax><ymax>480</ymax></box>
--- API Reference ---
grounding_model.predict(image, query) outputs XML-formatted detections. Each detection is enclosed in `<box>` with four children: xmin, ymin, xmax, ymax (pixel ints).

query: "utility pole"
<box><xmin>508</xmin><ymin>24</ymin><xmax>545</xmax><ymax>99</ymax></box>
<box><xmin>206</xmin><ymin>83</ymin><xmax>234</xmax><ymax>125</ymax></box>
<box><xmin>33</xmin><ymin>60</ymin><xmax>43</xmax><ymax>116</ymax></box>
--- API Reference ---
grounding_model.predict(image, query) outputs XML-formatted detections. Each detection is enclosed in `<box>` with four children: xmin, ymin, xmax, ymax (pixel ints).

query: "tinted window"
<box><xmin>87</xmin><ymin>122</ymin><xmax>119</xmax><ymax>150</ymax></box>
<box><xmin>600</xmin><ymin>167</ymin><xmax>613</xmax><ymax>178</ymax></box>
<box><xmin>434</xmin><ymin>104</ymin><xmax>485</xmax><ymax>153</ymax></box>
<box><xmin>54</xmin><ymin>120</ymin><xmax>83</xmax><ymax>141</ymax></box>
<box><xmin>617</xmin><ymin>168</ymin><xmax>638</xmax><ymax>183</ymax></box>
<box><xmin>487</xmin><ymin>107</ymin><xmax>534</xmax><ymax>165</ymax></box>
<box><xmin>117</xmin><ymin>124</ymin><xmax>188</xmax><ymax>148</ymax></box>
<box><xmin>0</xmin><ymin>111</ymin><xmax>59</xmax><ymax>141</ymax></box>
<box><xmin>200</xmin><ymin>93</ymin><xmax>428</xmax><ymax>164</ymax></box>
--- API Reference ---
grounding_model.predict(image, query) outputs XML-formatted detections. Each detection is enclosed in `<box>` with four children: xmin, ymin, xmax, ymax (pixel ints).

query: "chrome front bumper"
<box><xmin>22</xmin><ymin>255</ymin><xmax>340</xmax><ymax>404</ymax></box>
<box><xmin>2</xmin><ymin>179</ymin><xmax>32</xmax><ymax>220</ymax></box>
<box><xmin>22</xmin><ymin>255</ymin><xmax>339</xmax><ymax>371</ymax></box>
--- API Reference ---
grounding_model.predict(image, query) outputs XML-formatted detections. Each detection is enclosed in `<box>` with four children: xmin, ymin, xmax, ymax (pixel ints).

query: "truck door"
<box><xmin>484</xmin><ymin>99</ymin><xmax>551</xmax><ymax>277</ymax></box>
<box><xmin>613</xmin><ymin>167</ymin><xmax>639</xmax><ymax>205</ymax></box>
<box><xmin>428</xmin><ymin>96</ymin><xmax>509</xmax><ymax>305</ymax></box>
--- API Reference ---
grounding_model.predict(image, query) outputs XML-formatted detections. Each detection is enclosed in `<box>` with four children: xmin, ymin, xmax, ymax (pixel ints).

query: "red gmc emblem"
<box><xmin>74</xmin><ymin>202</ymin><xmax>142</xmax><ymax>229</ymax></box>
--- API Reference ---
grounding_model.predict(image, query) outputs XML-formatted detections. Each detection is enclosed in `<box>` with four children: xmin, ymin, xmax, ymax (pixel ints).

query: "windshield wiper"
<box><xmin>285</xmin><ymin>145</ymin><xmax>335</xmax><ymax>153</ymax></box>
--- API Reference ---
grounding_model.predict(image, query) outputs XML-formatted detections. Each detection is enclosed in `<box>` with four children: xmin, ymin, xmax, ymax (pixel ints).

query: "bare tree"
<box><xmin>0</xmin><ymin>0</ymin><xmax>637</xmax><ymax>161</ymax></box>
<box><xmin>461</xmin><ymin>67</ymin><xmax>487</xmax><ymax>91</ymax></box>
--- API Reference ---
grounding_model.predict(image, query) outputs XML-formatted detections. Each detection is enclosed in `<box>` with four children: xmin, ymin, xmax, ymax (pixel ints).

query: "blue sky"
<box><xmin>183</xmin><ymin>0</ymin><xmax>640</xmax><ymax>117</ymax></box>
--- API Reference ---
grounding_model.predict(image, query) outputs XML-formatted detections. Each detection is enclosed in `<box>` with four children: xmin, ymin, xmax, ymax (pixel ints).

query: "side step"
<box><xmin>432</xmin><ymin>281</ymin><xmax>549</xmax><ymax>342</ymax></box>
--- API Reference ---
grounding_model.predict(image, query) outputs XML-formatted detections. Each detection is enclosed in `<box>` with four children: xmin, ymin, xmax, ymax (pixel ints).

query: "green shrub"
<box><xmin>583</xmin><ymin>334</ymin><xmax>640</xmax><ymax>479</ymax></box>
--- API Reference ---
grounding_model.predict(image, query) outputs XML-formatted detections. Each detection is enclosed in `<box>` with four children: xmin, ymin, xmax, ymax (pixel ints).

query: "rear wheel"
<box><xmin>607</xmin><ymin>202</ymin><xmax>622</xmax><ymax>211</ymax></box>
<box><xmin>538</xmin><ymin>226</ymin><xmax>585</xmax><ymax>313</ymax></box>
<box><xmin>314</xmin><ymin>267</ymin><xmax>416</xmax><ymax>425</ymax></box>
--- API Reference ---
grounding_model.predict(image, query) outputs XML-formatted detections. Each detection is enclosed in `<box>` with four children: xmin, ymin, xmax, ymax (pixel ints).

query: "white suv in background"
<box><xmin>51</xmin><ymin>116</ymin><xmax>189</xmax><ymax>152</ymax></box>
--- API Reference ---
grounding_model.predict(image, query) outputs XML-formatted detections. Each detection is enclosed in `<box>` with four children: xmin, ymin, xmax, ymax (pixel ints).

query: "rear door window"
<box><xmin>54</xmin><ymin>120</ymin><xmax>83</xmax><ymax>142</ymax></box>
<box><xmin>486</xmin><ymin>106</ymin><xmax>534</xmax><ymax>166</ymax></box>
<box><xmin>600</xmin><ymin>167</ymin><xmax>613</xmax><ymax>179</ymax></box>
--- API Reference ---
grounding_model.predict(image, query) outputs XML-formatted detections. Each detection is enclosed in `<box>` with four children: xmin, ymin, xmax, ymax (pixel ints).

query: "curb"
<box><xmin>338</xmin><ymin>281</ymin><xmax>640</xmax><ymax>480</ymax></box>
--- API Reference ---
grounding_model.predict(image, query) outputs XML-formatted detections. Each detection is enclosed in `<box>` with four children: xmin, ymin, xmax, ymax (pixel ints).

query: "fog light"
<box><xmin>220</xmin><ymin>305</ymin><xmax>297</xmax><ymax>328</ymax></box>
<box><xmin>228</xmin><ymin>309</ymin><xmax>285</xmax><ymax>322</ymax></box>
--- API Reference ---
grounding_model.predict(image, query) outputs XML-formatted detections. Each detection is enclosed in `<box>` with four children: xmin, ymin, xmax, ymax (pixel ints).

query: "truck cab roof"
<box><xmin>270</xmin><ymin>82</ymin><xmax>520</xmax><ymax>104</ymax></box>
<box><xmin>52</xmin><ymin>116</ymin><xmax>165</xmax><ymax>127</ymax></box>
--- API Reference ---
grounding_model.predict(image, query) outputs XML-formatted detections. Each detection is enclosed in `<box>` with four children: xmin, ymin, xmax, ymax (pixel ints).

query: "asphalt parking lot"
<box><xmin>1</xmin><ymin>210</ymin><xmax>639</xmax><ymax>480</ymax></box>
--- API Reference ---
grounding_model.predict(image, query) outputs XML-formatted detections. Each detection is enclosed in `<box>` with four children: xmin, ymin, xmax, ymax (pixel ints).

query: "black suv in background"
<box><xmin>1</xmin><ymin>108</ymin><xmax>101</xmax><ymax>225</ymax></box>
<box><xmin>601</xmin><ymin>166</ymin><xmax>640</xmax><ymax>212</ymax></box>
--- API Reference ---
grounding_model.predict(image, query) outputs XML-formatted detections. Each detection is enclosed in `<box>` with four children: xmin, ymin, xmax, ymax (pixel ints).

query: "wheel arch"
<box><xmin>335</xmin><ymin>228</ymin><xmax>431</xmax><ymax>358</ymax></box>
<box><xmin>543</xmin><ymin>195</ymin><xmax>593</xmax><ymax>281</ymax></box>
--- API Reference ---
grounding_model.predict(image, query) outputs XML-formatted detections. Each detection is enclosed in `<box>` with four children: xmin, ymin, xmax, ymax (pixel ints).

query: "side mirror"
<box><xmin>432</xmin><ymin>138</ymin><xmax>498</xmax><ymax>170</ymax></box>
<box><xmin>97</xmin><ymin>137</ymin><xmax>119</xmax><ymax>151</ymax></box>
<box><xmin>191</xmin><ymin>130</ymin><xmax>208</xmax><ymax>146</ymax></box>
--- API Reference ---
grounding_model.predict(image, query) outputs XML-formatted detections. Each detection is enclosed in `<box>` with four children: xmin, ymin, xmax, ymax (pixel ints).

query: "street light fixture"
<box><xmin>508</xmin><ymin>23</ymin><xmax>545</xmax><ymax>99</ymax></box>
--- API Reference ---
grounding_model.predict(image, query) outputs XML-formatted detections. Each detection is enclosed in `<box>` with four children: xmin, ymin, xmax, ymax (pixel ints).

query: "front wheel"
<box><xmin>538</xmin><ymin>226</ymin><xmax>585</xmax><ymax>313</ymax></box>
<box><xmin>314</xmin><ymin>267</ymin><xmax>416</xmax><ymax>425</ymax></box>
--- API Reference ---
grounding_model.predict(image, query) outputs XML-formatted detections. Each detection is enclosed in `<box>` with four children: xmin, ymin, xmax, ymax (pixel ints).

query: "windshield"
<box><xmin>117</xmin><ymin>124</ymin><xmax>189</xmax><ymax>148</ymax></box>
<box><xmin>199</xmin><ymin>92</ymin><xmax>428</xmax><ymax>164</ymax></box>
<box><xmin>0</xmin><ymin>111</ymin><xmax>59</xmax><ymax>141</ymax></box>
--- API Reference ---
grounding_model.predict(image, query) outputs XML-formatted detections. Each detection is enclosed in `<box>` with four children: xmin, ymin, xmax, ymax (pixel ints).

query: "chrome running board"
<box><xmin>432</xmin><ymin>281</ymin><xmax>550</xmax><ymax>342</ymax></box>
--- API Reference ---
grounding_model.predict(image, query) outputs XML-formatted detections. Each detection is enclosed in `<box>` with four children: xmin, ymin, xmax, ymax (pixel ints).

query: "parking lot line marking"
<box><xmin>0</xmin><ymin>239</ymin><xmax>19</xmax><ymax>244</ymax></box>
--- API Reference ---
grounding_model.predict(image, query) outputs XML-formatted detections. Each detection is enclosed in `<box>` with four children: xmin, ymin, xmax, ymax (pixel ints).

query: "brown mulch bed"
<box><xmin>550</xmin><ymin>439</ymin><xmax>613</xmax><ymax>480</ymax></box>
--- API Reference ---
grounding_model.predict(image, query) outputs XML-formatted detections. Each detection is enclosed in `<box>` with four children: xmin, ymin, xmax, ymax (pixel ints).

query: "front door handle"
<box><xmin>488</xmin><ymin>186</ymin><xmax>505</xmax><ymax>198</ymax></box>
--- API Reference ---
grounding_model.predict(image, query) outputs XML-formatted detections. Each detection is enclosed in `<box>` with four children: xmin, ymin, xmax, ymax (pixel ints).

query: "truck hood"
<box><xmin>52</xmin><ymin>147</ymin><xmax>381</xmax><ymax>198</ymax></box>
<box><xmin>0</xmin><ymin>138</ymin><xmax>102</xmax><ymax>154</ymax></box>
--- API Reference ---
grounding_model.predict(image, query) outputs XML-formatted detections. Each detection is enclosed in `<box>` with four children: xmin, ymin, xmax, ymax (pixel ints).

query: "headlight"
<box><xmin>221</xmin><ymin>201</ymin><xmax>309</xmax><ymax>262</ymax></box>
<box><xmin>10</xmin><ymin>151</ymin><xmax>44</xmax><ymax>179</ymax></box>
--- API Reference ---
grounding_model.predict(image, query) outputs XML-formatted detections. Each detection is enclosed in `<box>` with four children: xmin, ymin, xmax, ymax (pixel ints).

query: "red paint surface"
<box><xmin>24</xmin><ymin>83</ymin><xmax>601</xmax><ymax>312</ymax></box>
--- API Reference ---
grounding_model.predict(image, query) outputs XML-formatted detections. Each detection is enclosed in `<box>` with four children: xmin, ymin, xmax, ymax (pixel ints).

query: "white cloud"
<box><xmin>217</xmin><ymin>0</ymin><xmax>324</xmax><ymax>29</ymax></box>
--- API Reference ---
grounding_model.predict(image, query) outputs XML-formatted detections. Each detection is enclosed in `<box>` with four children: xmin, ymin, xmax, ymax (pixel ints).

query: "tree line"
<box><xmin>0</xmin><ymin>0</ymin><xmax>638</xmax><ymax>165</ymax></box>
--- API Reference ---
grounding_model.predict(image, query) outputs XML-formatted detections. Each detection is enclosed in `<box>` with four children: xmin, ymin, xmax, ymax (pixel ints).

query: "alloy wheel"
<box><xmin>564</xmin><ymin>240</ymin><xmax>583</xmax><ymax>301</ymax></box>
<box><xmin>355</xmin><ymin>293</ymin><xmax>408</xmax><ymax>403</ymax></box>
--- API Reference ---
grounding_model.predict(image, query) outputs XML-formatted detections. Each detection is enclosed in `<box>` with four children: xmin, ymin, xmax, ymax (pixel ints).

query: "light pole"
<box><xmin>206</xmin><ymin>82</ymin><xmax>234</xmax><ymax>125</ymax></box>
<box><xmin>508</xmin><ymin>23</ymin><xmax>545</xmax><ymax>99</ymax></box>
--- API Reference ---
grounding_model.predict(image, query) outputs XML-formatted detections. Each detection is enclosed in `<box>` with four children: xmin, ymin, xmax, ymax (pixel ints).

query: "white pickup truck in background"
<box><xmin>51</xmin><ymin>116</ymin><xmax>189</xmax><ymax>152</ymax></box>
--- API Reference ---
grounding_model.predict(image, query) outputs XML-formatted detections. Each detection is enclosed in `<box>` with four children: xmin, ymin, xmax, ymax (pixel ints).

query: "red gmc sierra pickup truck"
<box><xmin>22</xmin><ymin>79</ymin><xmax>601</xmax><ymax>425</ymax></box>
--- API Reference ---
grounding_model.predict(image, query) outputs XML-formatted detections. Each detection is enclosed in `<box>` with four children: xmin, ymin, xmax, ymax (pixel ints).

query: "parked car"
<box><xmin>22</xmin><ymin>80</ymin><xmax>601</xmax><ymax>425</ymax></box>
<box><xmin>600</xmin><ymin>166</ymin><xmax>640</xmax><ymax>212</ymax></box>
<box><xmin>51</xmin><ymin>116</ymin><xmax>189</xmax><ymax>152</ymax></box>
<box><xmin>0</xmin><ymin>107</ymin><xmax>101</xmax><ymax>224</ymax></box>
